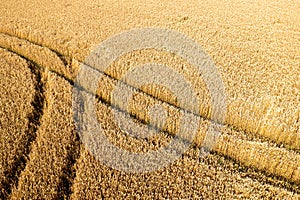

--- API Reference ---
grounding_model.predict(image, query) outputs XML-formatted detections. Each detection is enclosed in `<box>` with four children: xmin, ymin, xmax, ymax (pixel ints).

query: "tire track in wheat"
<box><xmin>1</xmin><ymin>46</ymin><xmax>297</xmax><ymax>194</ymax></box>
<box><xmin>9</xmin><ymin>71</ymin><xmax>81</xmax><ymax>199</ymax></box>
<box><xmin>0</xmin><ymin>32</ymin><xmax>299</xmax><ymax>187</ymax></box>
<box><xmin>0</xmin><ymin>31</ymin><xmax>299</xmax><ymax>151</ymax></box>
<box><xmin>0</xmin><ymin>48</ymin><xmax>46</xmax><ymax>199</ymax></box>
<box><xmin>0</xmin><ymin>47</ymin><xmax>80</xmax><ymax>199</ymax></box>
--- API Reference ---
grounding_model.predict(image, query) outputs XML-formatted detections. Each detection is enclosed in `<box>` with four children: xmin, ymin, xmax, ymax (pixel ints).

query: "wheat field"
<box><xmin>0</xmin><ymin>0</ymin><xmax>299</xmax><ymax>199</ymax></box>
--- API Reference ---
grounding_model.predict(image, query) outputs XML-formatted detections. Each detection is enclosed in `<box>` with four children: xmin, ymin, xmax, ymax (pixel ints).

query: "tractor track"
<box><xmin>0</xmin><ymin>32</ymin><xmax>299</xmax><ymax>197</ymax></box>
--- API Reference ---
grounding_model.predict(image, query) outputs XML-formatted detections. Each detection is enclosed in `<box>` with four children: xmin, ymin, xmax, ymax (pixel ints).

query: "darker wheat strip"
<box><xmin>56</xmin><ymin>129</ymin><xmax>81</xmax><ymax>199</ymax></box>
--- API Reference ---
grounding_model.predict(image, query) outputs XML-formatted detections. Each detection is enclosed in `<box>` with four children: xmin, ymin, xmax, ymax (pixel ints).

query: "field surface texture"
<box><xmin>0</xmin><ymin>0</ymin><xmax>299</xmax><ymax>199</ymax></box>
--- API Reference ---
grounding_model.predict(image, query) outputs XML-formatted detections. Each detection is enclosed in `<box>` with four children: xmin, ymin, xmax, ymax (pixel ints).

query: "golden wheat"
<box><xmin>0</xmin><ymin>49</ymin><xmax>36</xmax><ymax>197</ymax></box>
<box><xmin>11</xmin><ymin>72</ymin><xmax>79</xmax><ymax>199</ymax></box>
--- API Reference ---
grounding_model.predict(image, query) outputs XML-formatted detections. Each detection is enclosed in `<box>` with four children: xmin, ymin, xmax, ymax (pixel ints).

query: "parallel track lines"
<box><xmin>0</xmin><ymin>31</ymin><xmax>299</xmax><ymax>152</ymax></box>
<box><xmin>2</xmin><ymin>47</ymin><xmax>300</xmax><ymax>196</ymax></box>
<box><xmin>9</xmin><ymin>72</ymin><xmax>81</xmax><ymax>199</ymax></box>
<box><xmin>0</xmin><ymin>49</ymin><xmax>45</xmax><ymax>199</ymax></box>
<box><xmin>0</xmin><ymin>32</ymin><xmax>299</xmax><ymax>195</ymax></box>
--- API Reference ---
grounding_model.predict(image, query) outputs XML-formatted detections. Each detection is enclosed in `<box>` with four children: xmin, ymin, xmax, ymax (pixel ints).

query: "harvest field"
<box><xmin>0</xmin><ymin>0</ymin><xmax>299</xmax><ymax>199</ymax></box>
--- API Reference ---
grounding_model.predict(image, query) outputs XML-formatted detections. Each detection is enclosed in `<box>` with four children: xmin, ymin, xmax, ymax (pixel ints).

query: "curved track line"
<box><xmin>2</xmin><ymin>47</ymin><xmax>300</xmax><ymax>194</ymax></box>
<box><xmin>0</xmin><ymin>48</ymin><xmax>46</xmax><ymax>199</ymax></box>
<box><xmin>0</xmin><ymin>33</ymin><xmax>300</xmax><ymax>186</ymax></box>
<box><xmin>1</xmin><ymin>28</ymin><xmax>300</xmax><ymax>145</ymax></box>
<box><xmin>0</xmin><ymin>31</ymin><xmax>299</xmax><ymax>151</ymax></box>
